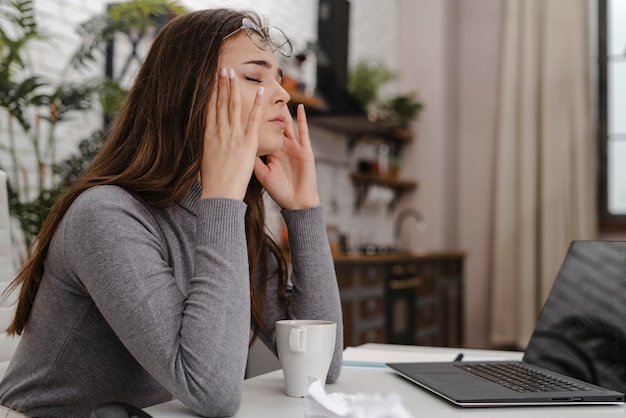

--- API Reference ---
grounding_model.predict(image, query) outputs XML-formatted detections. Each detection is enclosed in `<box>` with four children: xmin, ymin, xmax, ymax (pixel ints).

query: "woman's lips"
<box><xmin>270</xmin><ymin>116</ymin><xmax>286</xmax><ymax>129</ymax></box>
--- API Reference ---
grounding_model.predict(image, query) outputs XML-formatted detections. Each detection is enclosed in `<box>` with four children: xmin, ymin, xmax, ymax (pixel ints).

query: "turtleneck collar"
<box><xmin>178</xmin><ymin>181</ymin><xmax>203</xmax><ymax>215</ymax></box>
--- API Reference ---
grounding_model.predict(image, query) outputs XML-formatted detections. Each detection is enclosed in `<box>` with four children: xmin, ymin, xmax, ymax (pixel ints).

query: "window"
<box><xmin>599</xmin><ymin>0</ymin><xmax>626</xmax><ymax>229</ymax></box>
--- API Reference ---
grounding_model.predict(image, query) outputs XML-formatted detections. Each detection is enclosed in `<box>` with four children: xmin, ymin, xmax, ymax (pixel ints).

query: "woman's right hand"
<box><xmin>201</xmin><ymin>67</ymin><xmax>264</xmax><ymax>200</ymax></box>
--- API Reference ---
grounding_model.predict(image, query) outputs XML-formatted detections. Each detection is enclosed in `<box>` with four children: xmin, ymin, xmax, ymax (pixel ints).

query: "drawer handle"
<box><xmin>388</xmin><ymin>277</ymin><xmax>423</xmax><ymax>290</ymax></box>
<box><xmin>365</xmin><ymin>299</ymin><xmax>378</xmax><ymax>313</ymax></box>
<box><xmin>391</xmin><ymin>265</ymin><xmax>405</xmax><ymax>275</ymax></box>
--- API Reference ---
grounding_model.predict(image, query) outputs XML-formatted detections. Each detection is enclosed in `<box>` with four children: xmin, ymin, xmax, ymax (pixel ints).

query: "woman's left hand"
<box><xmin>253</xmin><ymin>104</ymin><xmax>320</xmax><ymax>210</ymax></box>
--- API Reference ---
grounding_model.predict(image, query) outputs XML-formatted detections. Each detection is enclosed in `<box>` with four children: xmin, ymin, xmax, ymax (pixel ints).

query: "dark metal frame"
<box><xmin>104</xmin><ymin>3</ymin><xmax>176</xmax><ymax>125</ymax></box>
<box><xmin>598</xmin><ymin>0</ymin><xmax>626</xmax><ymax>230</ymax></box>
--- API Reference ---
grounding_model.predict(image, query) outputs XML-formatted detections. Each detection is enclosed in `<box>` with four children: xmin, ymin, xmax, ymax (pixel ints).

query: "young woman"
<box><xmin>0</xmin><ymin>8</ymin><xmax>343</xmax><ymax>418</ymax></box>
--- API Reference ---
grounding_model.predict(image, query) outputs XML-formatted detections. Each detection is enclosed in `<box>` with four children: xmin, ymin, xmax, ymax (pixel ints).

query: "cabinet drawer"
<box><xmin>390</xmin><ymin>262</ymin><xmax>419</xmax><ymax>276</ymax></box>
<box><xmin>416</xmin><ymin>330</ymin><xmax>442</xmax><ymax>346</ymax></box>
<box><xmin>442</xmin><ymin>260</ymin><xmax>462</xmax><ymax>276</ymax></box>
<box><xmin>416</xmin><ymin>300</ymin><xmax>439</xmax><ymax>329</ymax></box>
<box><xmin>417</xmin><ymin>262</ymin><xmax>442</xmax><ymax>280</ymax></box>
<box><xmin>341</xmin><ymin>300</ymin><xmax>354</xmax><ymax>347</ymax></box>
<box><xmin>415</xmin><ymin>275</ymin><xmax>436</xmax><ymax>294</ymax></box>
<box><xmin>358</xmin><ymin>265</ymin><xmax>385</xmax><ymax>288</ymax></box>
<box><xmin>357</xmin><ymin>327</ymin><xmax>385</xmax><ymax>345</ymax></box>
<box><xmin>335</xmin><ymin>268</ymin><xmax>354</xmax><ymax>289</ymax></box>
<box><xmin>358</xmin><ymin>296</ymin><xmax>384</xmax><ymax>320</ymax></box>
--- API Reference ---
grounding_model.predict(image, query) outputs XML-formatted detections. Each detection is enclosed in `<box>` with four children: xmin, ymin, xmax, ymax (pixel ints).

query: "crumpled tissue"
<box><xmin>303</xmin><ymin>379</ymin><xmax>415</xmax><ymax>418</ymax></box>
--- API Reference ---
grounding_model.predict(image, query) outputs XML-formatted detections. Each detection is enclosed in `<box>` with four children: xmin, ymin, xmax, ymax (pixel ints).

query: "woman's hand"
<box><xmin>253</xmin><ymin>104</ymin><xmax>320</xmax><ymax>210</ymax></box>
<box><xmin>201</xmin><ymin>68</ymin><xmax>264</xmax><ymax>200</ymax></box>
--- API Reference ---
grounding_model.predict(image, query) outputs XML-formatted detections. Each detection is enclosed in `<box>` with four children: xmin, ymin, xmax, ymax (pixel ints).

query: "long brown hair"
<box><xmin>5</xmin><ymin>8</ymin><xmax>288</xmax><ymax>338</ymax></box>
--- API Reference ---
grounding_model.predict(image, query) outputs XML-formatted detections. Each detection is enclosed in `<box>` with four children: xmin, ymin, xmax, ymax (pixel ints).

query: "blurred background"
<box><xmin>0</xmin><ymin>0</ymin><xmax>623</xmax><ymax>355</ymax></box>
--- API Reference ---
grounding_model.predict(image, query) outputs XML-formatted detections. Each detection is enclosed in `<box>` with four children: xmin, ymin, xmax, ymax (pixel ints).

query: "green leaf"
<box><xmin>348</xmin><ymin>60</ymin><xmax>396</xmax><ymax>108</ymax></box>
<box><xmin>71</xmin><ymin>0</ymin><xmax>187</xmax><ymax>72</ymax></box>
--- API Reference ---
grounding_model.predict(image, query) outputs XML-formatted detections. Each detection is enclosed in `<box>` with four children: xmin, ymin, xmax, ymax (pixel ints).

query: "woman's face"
<box><xmin>219</xmin><ymin>30</ymin><xmax>291</xmax><ymax>156</ymax></box>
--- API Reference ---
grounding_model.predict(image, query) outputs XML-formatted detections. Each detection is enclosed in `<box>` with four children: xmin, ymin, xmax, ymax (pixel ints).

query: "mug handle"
<box><xmin>288</xmin><ymin>326</ymin><xmax>306</xmax><ymax>353</ymax></box>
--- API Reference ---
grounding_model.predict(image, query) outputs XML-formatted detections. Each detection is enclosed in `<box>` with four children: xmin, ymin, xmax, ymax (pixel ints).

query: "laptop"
<box><xmin>387</xmin><ymin>240</ymin><xmax>626</xmax><ymax>407</ymax></box>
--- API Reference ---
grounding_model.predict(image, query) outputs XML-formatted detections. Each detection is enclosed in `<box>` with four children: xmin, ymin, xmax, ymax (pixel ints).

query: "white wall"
<box><xmin>396</xmin><ymin>0</ymin><xmax>506</xmax><ymax>348</ymax></box>
<box><xmin>397</xmin><ymin>0</ymin><xmax>454</xmax><ymax>251</ymax></box>
<box><xmin>454</xmin><ymin>0</ymin><xmax>503</xmax><ymax>349</ymax></box>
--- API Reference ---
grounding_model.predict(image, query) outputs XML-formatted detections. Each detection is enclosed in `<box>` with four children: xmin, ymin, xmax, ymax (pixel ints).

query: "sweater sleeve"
<box><xmin>62</xmin><ymin>187</ymin><xmax>250</xmax><ymax>417</ymax></box>
<box><xmin>257</xmin><ymin>205</ymin><xmax>343</xmax><ymax>383</ymax></box>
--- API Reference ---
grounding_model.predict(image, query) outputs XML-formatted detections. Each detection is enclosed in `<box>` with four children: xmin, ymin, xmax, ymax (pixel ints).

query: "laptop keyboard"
<box><xmin>456</xmin><ymin>362</ymin><xmax>593</xmax><ymax>393</ymax></box>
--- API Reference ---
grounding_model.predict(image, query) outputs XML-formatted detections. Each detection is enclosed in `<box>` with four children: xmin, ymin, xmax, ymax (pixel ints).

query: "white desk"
<box><xmin>145</xmin><ymin>344</ymin><xmax>626</xmax><ymax>417</ymax></box>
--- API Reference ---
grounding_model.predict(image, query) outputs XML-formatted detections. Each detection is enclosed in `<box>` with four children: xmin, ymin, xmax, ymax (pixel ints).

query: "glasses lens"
<box><xmin>267</xmin><ymin>27</ymin><xmax>293</xmax><ymax>57</ymax></box>
<box><xmin>241</xmin><ymin>18</ymin><xmax>269</xmax><ymax>51</ymax></box>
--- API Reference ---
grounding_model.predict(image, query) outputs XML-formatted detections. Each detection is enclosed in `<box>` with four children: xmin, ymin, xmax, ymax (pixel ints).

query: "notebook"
<box><xmin>387</xmin><ymin>240</ymin><xmax>626</xmax><ymax>407</ymax></box>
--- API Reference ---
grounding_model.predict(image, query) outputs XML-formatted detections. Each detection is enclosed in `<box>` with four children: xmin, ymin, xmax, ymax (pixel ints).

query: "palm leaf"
<box><xmin>70</xmin><ymin>0</ymin><xmax>186</xmax><ymax>71</ymax></box>
<box><xmin>0</xmin><ymin>76</ymin><xmax>47</xmax><ymax>131</ymax></box>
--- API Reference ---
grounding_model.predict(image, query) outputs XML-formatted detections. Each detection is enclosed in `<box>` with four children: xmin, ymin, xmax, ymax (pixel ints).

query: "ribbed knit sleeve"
<box><xmin>281</xmin><ymin>205</ymin><xmax>343</xmax><ymax>383</ymax></box>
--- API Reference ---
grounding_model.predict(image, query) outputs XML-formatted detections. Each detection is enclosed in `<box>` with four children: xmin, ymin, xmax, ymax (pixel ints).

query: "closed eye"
<box><xmin>245</xmin><ymin>76</ymin><xmax>262</xmax><ymax>83</ymax></box>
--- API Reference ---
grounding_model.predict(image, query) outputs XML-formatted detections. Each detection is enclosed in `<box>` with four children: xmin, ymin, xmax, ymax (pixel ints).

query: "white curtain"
<box><xmin>489</xmin><ymin>0</ymin><xmax>597</xmax><ymax>349</ymax></box>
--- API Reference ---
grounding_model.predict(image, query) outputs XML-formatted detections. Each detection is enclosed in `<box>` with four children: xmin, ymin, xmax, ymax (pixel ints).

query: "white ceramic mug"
<box><xmin>275</xmin><ymin>319</ymin><xmax>337</xmax><ymax>397</ymax></box>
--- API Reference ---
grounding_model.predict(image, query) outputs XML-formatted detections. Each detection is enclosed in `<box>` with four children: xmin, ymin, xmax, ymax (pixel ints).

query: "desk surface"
<box><xmin>145</xmin><ymin>344</ymin><xmax>626</xmax><ymax>417</ymax></box>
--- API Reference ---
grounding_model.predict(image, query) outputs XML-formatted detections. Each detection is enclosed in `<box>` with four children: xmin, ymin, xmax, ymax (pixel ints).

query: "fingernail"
<box><xmin>228</xmin><ymin>69</ymin><xmax>235</xmax><ymax>79</ymax></box>
<box><xmin>257</xmin><ymin>86</ymin><xmax>264</xmax><ymax>97</ymax></box>
<box><xmin>220</xmin><ymin>67</ymin><xmax>227</xmax><ymax>77</ymax></box>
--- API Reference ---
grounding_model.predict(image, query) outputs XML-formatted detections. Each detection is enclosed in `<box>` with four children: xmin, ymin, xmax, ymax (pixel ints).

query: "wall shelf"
<box><xmin>350</xmin><ymin>173</ymin><xmax>418</xmax><ymax>211</ymax></box>
<box><xmin>309</xmin><ymin>115</ymin><xmax>413</xmax><ymax>155</ymax></box>
<box><xmin>290</xmin><ymin>109</ymin><xmax>418</xmax><ymax>212</ymax></box>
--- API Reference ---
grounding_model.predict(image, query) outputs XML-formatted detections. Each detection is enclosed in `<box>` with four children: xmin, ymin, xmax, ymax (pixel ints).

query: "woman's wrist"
<box><xmin>281</xmin><ymin>193</ymin><xmax>320</xmax><ymax>211</ymax></box>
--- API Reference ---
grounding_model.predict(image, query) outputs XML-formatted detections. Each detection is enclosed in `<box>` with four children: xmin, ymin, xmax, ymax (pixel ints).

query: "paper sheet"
<box><xmin>342</xmin><ymin>346</ymin><xmax>508</xmax><ymax>369</ymax></box>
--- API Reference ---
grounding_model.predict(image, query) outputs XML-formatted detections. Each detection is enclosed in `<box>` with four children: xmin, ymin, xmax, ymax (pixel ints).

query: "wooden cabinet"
<box><xmin>387</xmin><ymin>255</ymin><xmax>464</xmax><ymax>347</ymax></box>
<box><xmin>335</xmin><ymin>251</ymin><xmax>464</xmax><ymax>348</ymax></box>
<box><xmin>336</xmin><ymin>262</ymin><xmax>386</xmax><ymax>347</ymax></box>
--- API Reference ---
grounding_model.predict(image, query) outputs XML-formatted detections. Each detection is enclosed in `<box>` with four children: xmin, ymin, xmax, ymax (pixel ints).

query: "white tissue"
<box><xmin>303</xmin><ymin>379</ymin><xmax>415</xmax><ymax>418</ymax></box>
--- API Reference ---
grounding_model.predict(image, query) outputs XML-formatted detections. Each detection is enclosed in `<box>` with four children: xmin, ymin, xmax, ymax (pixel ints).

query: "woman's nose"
<box><xmin>272</xmin><ymin>81</ymin><xmax>291</xmax><ymax>104</ymax></box>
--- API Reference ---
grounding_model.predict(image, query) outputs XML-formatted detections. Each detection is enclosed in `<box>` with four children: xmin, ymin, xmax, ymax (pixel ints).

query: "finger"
<box><xmin>227</xmin><ymin>69</ymin><xmax>241</xmax><ymax>128</ymax></box>
<box><xmin>216</xmin><ymin>67</ymin><xmax>230</xmax><ymax>132</ymax></box>
<box><xmin>245</xmin><ymin>86</ymin><xmax>265</xmax><ymax>137</ymax></box>
<box><xmin>283</xmin><ymin>109</ymin><xmax>296</xmax><ymax>140</ymax></box>
<box><xmin>295</xmin><ymin>104</ymin><xmax>310</xmax><ymax>144</ymax></box>
<box><xmin>206</xmin><ymin>71</ymin><xmax>220</xmax><ymax>128</ymax></box>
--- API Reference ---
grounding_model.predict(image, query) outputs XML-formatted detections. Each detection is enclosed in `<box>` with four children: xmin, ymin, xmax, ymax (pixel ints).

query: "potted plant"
<box><xmin>348</xmin><ymin>60</ymin><xmax>424</xmax><ymax>127</ymax></box>
<box><xmin>384</xmin><ymin>92</ymin><xmax>424</xmax><ymax>128</ymax></box>
<box><xmin>0</xmin><ymin>0</ymin><xmax>185</xmax><ymax>258</ymax></box>
<box><xmin>348</xmin><ymin>60</ymin><xmax>395</xmax><ymax>116</ymax></box>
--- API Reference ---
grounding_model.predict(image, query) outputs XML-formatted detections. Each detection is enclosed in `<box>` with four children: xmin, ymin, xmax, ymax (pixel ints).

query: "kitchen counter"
<box><xmin>332</xmin><ymin>249</ymin><xmax>465</xmax><ymax>264</ymax></box>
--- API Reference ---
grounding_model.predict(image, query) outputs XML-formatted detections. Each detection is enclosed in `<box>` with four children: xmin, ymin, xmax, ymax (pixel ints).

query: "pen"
<box><xmin>454</xmin><ymin>353</ymin><xmax>464</xmax><ymax>362</ymax></box>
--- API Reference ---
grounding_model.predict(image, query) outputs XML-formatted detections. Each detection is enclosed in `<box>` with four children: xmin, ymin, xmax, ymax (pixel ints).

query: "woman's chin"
<box><xmin>257</xmin><ymin>137</ymin><xmax>284</xmax><ymax>156</ymax></box>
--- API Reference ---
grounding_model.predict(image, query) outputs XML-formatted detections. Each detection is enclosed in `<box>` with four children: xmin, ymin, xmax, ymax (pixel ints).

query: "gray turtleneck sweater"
<box><xmin>0</xmin><ymin>184</ymin><xmax>343</xmax><ymax>417</ymax></box>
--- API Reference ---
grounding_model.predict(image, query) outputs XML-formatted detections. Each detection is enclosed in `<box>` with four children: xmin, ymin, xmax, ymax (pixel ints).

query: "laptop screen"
<box><xmin>523</xmin><ymin>240</ymin><xmax>626</xmax><ymax>393</ymax></box>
